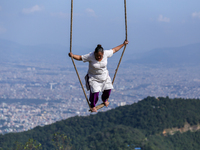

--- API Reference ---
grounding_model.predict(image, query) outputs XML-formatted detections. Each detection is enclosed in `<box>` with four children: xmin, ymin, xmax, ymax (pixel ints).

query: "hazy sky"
<box><xmin>0</xmin><ymin>0</ymin><xmax>200</xmax><ymax>52</ymax></box>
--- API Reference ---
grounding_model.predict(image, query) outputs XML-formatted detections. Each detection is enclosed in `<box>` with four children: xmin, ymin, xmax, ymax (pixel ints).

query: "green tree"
<box><xmin>15</xmin><ymin>139</ymin><xmax>41</xmax><ymax>150</ymax></box>
<box><xmin>52</xmin><ymin>132</ymin><xmax>72</xmax><ymax>150</ymax></box>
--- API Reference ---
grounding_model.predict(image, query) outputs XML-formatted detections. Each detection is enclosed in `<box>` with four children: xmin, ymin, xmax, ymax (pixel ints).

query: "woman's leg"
<box><xmin>89</xmin><ymin>91</ymin><xmax>99</xmax><ymax>108</ymax></box>
<box><xmin>102</xmin><ymin>89</ymin><xmax>111</xmax><ymax>107</ymax></box>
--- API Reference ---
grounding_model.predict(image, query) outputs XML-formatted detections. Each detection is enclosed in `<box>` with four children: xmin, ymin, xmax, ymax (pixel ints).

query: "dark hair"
<box><xmin>95</xmin><ymin>44</ymin><xmax>104</xmax><ymax>54</ymax></box>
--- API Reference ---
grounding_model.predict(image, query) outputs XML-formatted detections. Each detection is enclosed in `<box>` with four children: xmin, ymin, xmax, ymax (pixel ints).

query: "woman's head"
<box><xmin>94</xmin><ymin>44</ymin><xmax>104</xmax><ymax>61</ymax></box>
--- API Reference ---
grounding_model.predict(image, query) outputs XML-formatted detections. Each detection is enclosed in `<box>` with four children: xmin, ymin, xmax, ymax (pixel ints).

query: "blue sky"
<box><xmin>0</xmin><ymin>0</ymin><xmax>200</xmax><ymax>52</ymax></box>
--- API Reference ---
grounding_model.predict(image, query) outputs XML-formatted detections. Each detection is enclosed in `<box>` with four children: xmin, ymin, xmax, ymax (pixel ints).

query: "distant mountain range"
<box><xmin>1</xmin><ymin>39</ymin><xmax>200</xmax><ymax>65</ymax></box>
<box><xmin>1</xmin><ymin>97</ymin><xmax>200</xmax><ymax>149</ymax></box>
<box><xmin>127</xmin><ymin>43</ymin><xmax>200</xmax><ymax>65</ymax></box>
<box><xmin>0</xmin><ymin>39</ymin><xmax>89</xmax><ymax>65</ymax></box>
<box><xmin>0</xmin><ymin>39</ymin><xmax>66</xmax><ymax>64</ymax></box>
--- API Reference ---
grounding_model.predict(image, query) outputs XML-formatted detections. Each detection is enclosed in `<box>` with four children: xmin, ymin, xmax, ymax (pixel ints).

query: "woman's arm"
<box><xmin>68</xmin><ymin>52</ymin><xmax>82</xmax><ymax>61</ymax></box>
<box><xmin>112</xmin><ymin>40</ymin><xmax>129</xmax><ymax>54</ymax></box>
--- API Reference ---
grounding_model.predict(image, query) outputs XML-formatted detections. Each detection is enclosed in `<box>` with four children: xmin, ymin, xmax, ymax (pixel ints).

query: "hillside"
<box><xmin>1</xmin><ymin>97</ymin><xmax>200</xmax><ymax>149</ymax></box>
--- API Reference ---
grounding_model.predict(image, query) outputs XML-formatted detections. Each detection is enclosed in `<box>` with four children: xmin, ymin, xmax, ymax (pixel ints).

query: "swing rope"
<box><xmin>112</xmin><ymin>0</ymin><xmax>128</xmax><ymax>84</ymax></box>
<box><xmin>69</xmin><ymin>0</ymin><xmax>128</xmax><ymax>111</ymax></box>
<box><xmin>70</xmin><ymin>0</ymin><xmax>91</xmax><ymax>109</ymax></box>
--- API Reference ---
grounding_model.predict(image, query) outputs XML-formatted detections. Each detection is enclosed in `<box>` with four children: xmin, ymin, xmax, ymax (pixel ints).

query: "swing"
<box><xmin>69</xmin><ymin>0</ymin><xmax>128</xmax><ymax>112</ymax></box>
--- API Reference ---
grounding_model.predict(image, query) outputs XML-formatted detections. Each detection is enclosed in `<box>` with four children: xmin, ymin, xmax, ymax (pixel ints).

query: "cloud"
<box><xmin>158</xmin><ymin>15</ymin><xmax>170</xmax><ymax>23</ymax></box>
<box><xmin>51</xmin><ymin>12</ymin><xmax>69</xmax><ymax>18</ymax></box>
<box><xmin>22</xmin><ymin>5</ymin><xmax>43</xmax><ymax>14</ymax></box>
<box><xmin>0</xmin><ymin>26</ymin><xmax>6</xmax><ymax>34</ymax></box>
<box><xmin>85</xmin><ymin>8</ymin><xmax>97</xmax><ymax>17</ymax></box>
<box><xmin>192</xmin><ymin>12</ymin><xmax>200</xmax><ymax>19</ymax></box>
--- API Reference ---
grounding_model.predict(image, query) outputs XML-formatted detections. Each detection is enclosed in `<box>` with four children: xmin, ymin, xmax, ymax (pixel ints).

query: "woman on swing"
<box><xmin>68</xmin><ymin>40</ymin><xmax>129</xmax><ymax>112</ymax></box>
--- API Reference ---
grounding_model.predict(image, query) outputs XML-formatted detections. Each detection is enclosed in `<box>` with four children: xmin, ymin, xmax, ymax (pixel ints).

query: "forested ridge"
<box><xmin>1</xmin><ymin>96</ymin><xmax>200</xmax><ymax>150</ymax></box>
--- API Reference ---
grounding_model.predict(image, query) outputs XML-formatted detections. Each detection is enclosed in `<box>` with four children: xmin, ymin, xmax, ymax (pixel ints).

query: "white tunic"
<box><xmin>82</xmin><ymin>49</ymin><xmax>114</xmax><ymax>93</ymax></box>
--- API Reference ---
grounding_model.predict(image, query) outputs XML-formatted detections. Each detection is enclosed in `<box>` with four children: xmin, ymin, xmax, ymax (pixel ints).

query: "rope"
<box><xmin>112</xmin><ymin>0</ymin><xmax>128</xmax><ymax>84</ymax></box>
<box><xmin>70</xmin><ymin>0</ymin><xmax>91</xmax><ymax>109</ymax></box>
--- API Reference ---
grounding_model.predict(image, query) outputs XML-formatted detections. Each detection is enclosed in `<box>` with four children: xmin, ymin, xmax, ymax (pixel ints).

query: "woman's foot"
<box><xmin>91</xmin><ymin>107</ymin><xmax>97</xmax><ymax>112</ymax></box>
<box><xmin>104</xmin><ymin>101</ymin><xmax>110</xmax><ymax>107</ymax></box>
